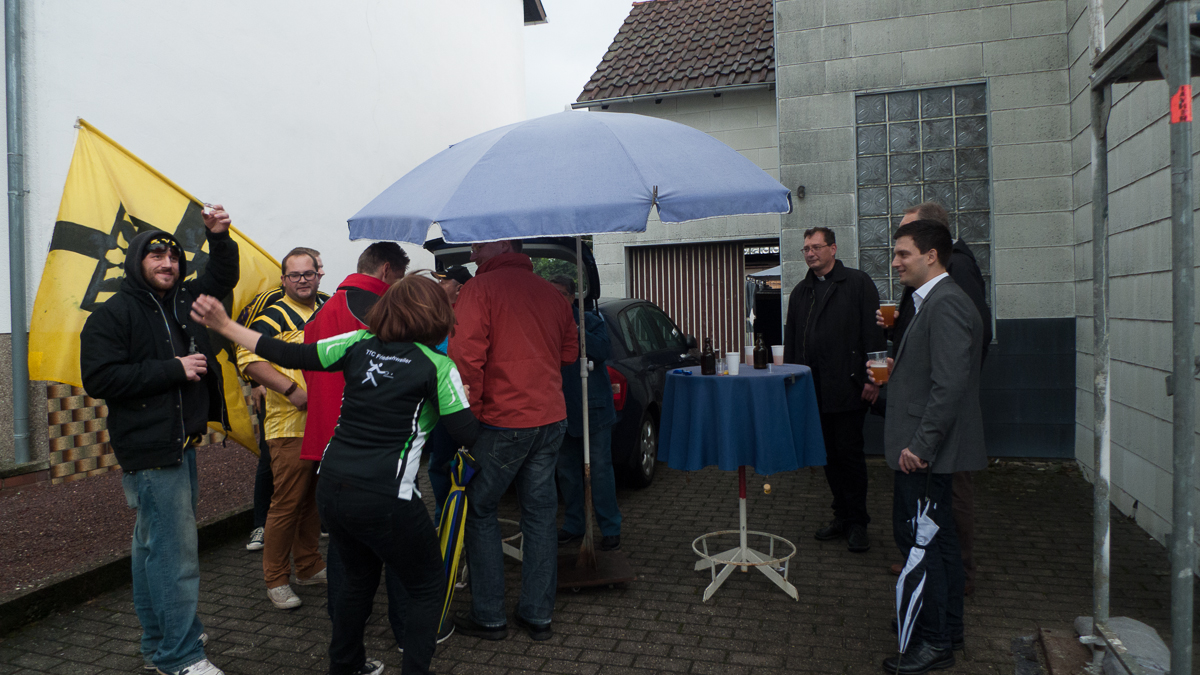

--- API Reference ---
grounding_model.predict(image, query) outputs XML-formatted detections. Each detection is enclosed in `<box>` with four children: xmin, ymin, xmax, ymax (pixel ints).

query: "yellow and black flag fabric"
<box><xmin>28</xmin><ymin>119</ymin><xmax>280</xmax><ymax>453</ymax></box>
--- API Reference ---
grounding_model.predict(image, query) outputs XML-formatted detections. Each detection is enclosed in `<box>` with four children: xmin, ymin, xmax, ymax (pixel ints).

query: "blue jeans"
<box><xmin>319</xmin><ymin>480</ymin><xmax>444</xmax><ymax>675</ymax></box>
<box><xmin>122</xmin><ymin>448</ymin><xmax>207</xmax><ymax>672</ymax></box>
<box><xmin>892</xmin><ymin>470</ymin><xmax>963</xmax><ymax>650</ymax></box>
<box><xmin>556</xmin><ymin>426</ymin><xmax>622</xmax><ymax>537</ymax></box>
<box><xmin>425</xmin><ymin>422</ymin><xmax>457</xmax><ymax>523</ymax></box>
<box><xmin>464</xmin><ymin>421</ymin><xmax>565</xmax><ymax>627</ymax></box>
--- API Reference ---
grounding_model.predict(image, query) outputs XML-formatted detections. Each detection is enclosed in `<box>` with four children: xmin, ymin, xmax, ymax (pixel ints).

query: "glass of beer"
<box><xmin>880</xmin><ymin>303</ymin><xmax>897</xmax><ymax>328</ymax></box>
<box><xmin>868</xmin><ymin>350</ymin><xmax>889</xmax><ymax>384</ymax></box>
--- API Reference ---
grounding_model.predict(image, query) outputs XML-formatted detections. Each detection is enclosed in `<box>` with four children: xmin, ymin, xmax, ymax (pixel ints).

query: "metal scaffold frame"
<box><xmin>1089</xmin><ymin>1</ymin><xmax>1200</xmax><ymax>672</ymax></box>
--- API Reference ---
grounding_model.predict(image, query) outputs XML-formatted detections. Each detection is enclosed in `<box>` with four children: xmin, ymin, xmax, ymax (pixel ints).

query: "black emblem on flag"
<box><xmin>48</xmin><ymin>201</ymin><xmax>211</xmax><ymax>311</ymax></box>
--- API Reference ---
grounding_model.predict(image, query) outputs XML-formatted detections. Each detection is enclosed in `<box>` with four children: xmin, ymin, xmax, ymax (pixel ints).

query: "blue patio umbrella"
<box><xmin>346</xmin><ymin>110</ymin><xmax>791</xmax><ymax>244</ymax></box>
<box><xmin>350</xmin><ymin>109</ymin><xmax>791</xmax><ymax>570</ymax></box>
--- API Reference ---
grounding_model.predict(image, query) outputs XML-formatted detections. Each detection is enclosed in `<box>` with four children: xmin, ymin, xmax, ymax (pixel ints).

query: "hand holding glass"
<box><xmin>867</xmin><ymin>351</ymin><xmax>889</xmax><ymax>385</ymax></box>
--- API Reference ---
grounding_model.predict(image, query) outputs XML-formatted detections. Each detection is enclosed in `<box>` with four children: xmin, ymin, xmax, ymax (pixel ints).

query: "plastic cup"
<box><xmin>725</xmin><ymin>352</ymin><xmax>741</xmax><ymax>376</ymax></box>
<box><xmin>880</xmin><ymin>303</ymin><xmax>897</xmax><ymax>328</ymax></box>
<box><xmin>868</xmin><ymin>350</ymin><xmax>889</xmax><ymax>384</ymax></box>
<box><xmin>771</xmin><ymin>345</ymin><xmax>784</xmax><ymax>365</ymax></box>
<box><xmin>745</xmin><ymin>346</ymin><xmax>755</xmax><ymax>365</ymax></box>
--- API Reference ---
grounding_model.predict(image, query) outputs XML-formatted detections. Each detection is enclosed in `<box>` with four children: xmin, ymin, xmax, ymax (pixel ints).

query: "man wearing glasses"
<box><xmin>237</xmin><ymin>248</ymin><xmax>327</xmax><ymax>610</ymax></box>
<box><xmin>783</xmin><ymin>227</ymin><xmax>885</xmax><ymax>553</ymax></box>
<box><xmin>80</xmin><ymin>206</ymin><xmax>238</xmax><ymax>675</ymax></box>
<box><xmin>236</xmin><ymin>248</ymin><xmax>327</xmax><ymax>553</ymax></box>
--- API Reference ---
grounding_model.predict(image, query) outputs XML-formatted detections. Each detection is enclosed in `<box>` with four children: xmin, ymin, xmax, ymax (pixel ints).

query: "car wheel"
<box><xmin>627</xmin><ymin>413</ymin><xmax>657</xmax><ymax>488</ymax></box>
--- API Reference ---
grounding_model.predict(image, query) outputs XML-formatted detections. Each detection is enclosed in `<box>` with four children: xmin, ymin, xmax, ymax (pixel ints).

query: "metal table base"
<box><xmin>692</xmin><ymin>467</ymin><xmax>798</xmax><ymax>601</ymax></box>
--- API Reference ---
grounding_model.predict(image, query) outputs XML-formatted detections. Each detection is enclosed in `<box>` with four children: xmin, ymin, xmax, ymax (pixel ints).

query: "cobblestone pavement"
<box><xmin>0</xmin><ymin>459</ymin><xmax>1193</xmax><ymax>674</ymax></box>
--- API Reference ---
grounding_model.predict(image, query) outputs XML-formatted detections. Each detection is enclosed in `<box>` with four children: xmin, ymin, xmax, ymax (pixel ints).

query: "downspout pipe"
<box><xmin>5</xmin><ymin>0</ymin><xmax>28</xmax><ymax>465</ymax></box>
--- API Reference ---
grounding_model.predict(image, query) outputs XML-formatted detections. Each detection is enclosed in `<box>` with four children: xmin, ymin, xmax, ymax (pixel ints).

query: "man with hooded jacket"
<box><xmin>80</xmin><ymin>206</ymin><xmax>238</xmax><ymax>675</ymax></box>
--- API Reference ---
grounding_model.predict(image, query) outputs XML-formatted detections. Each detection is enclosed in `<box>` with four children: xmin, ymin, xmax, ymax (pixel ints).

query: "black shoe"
<box><xmin>889</xmin><ymin>619</ymin><xmax>964</xmax><ymax>651</ymax></box>
<box><xmin>599</xmin><ymin>535</ymin><xmax>621</xmax><ymax>551</ymax></box>
<box><xmin>512</xmin><ymin>613</ymin><xmax>553</xmax><ymax>641</ymax></box>
<box><xmin>814</xmin><ymin>520</ymin><xmax>847</xmax><ymax>541</ymax></box>
<box><xmin>847</xmin><ymin>524</ymin><xmax>870</xmax><ymax>553</ymax></box>
<box><xmin>881</xmin><ymin>642</ymin><xmax>955</xmax><ymax>674</ymax></box>
<box><xmin>453</xmin><ymin>613</ymin><xmax>507</xmax><ymax>641</ymax></box>
<box><xmin>557</xmin><ymin>528</ymin><xmax>582</xmax><ymax>545</ymax></box>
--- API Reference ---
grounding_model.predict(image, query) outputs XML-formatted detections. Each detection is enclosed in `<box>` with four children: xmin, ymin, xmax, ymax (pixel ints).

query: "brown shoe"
<box><xmin>889</xmin><ymin>563</ymin><xmax>903</xmax><ymax>576</ymax></box>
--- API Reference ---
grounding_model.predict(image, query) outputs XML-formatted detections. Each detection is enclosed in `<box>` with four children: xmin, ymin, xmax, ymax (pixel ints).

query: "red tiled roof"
<box><xmin>576</xmin><ymin>0</ymin><xmax>774</xmax><ymax>105</ymax></box>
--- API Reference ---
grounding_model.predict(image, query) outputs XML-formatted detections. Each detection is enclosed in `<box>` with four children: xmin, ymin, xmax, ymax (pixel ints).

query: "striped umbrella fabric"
<box><xmin>438</xmin><ymin>449</ymin><xmax>478</xmax><ymax>633</ymax></box>
<box><xmin>895</xmin><ymin>497</ymin><xmax>940</xmax><ymax>658</ymax></box>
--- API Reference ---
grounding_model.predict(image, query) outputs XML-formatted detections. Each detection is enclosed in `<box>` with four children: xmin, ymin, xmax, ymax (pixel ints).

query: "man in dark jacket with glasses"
<box><xmin>783</xmin><ymin>226</ymin><xmax>886</xmax><ymax>554</ymax></box>
<box><xmin>80</xmin><ymin>205</ymin><xmax>238</xmax><ymax>675</ymax></box>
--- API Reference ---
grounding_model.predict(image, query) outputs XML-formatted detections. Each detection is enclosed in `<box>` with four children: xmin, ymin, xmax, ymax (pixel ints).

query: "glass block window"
<box><xmin>855</xmin><ymin>84</ymin><xmax>992</xmax><ymax>303</ymax></box>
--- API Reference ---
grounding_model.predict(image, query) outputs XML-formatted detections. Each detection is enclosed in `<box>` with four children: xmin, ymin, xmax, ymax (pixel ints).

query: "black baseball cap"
<box><xmin>433</xmin><ymin>265</ymin><xmax>472</xmax><ymax>285</ymax></box>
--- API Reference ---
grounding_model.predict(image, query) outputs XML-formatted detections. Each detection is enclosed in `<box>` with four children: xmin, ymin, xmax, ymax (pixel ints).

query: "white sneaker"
<box><xmin>267</xmin><ymin>584</ymin><xmax>302</xmax><ymax>609</ymax></box>
<box><xmin>246</xmin><ymin>527</ymin><xmax>264</xmax><ymax>551</ymax></box>
<box><xmin>295</xmin><ymin>568</ymin><xmax>327</xmax><ymax>585</ymax></box>
<box><xmin>144</xmin><ymin>633</ymin><xmax>208</xmax><ymax>671</ymax></box>
<box><xmin>350</xmin><ymin>659</ymin><xmax>384</xmax><ymax>675</ymax></box>
<box><xmin>156</xmin><ymin>658</ymin><xmax>224</xmax><ymax>675</ymax></box>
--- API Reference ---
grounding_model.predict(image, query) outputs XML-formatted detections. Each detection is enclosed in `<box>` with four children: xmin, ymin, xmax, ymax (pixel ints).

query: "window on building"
<box><xmin>854</xmin><ymin>84</ymin><xmax>991</xmax><ymax>304</ymax></box>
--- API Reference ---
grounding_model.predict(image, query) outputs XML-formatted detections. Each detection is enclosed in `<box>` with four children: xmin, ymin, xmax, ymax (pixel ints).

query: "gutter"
<box><xmin>5</xmin><ymin>0</ymin><xmax>28</xmax><ymax>465</ymax></box>
<box><xmin>571</xmin><ymin>81</ymin><xmax>775</xmax><ymax>109</ymax></box>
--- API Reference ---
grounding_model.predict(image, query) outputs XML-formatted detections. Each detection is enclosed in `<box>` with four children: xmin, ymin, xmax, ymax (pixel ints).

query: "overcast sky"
<box><xmin>524</xmin><ymin>0</ymin><xmax>634</xmax><ymax>118</ymax></box>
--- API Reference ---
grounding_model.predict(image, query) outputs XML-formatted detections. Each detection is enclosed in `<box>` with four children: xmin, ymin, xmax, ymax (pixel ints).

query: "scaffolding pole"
<box><xmin>1090</xmin><ymin>81</ymin><xmax>1112</xmax><ymax>631</ymax></box>
<box><xmin>1165</xmin><ymin>2</ymin><xmax>1195</xmax><ymax>672</ymax></box>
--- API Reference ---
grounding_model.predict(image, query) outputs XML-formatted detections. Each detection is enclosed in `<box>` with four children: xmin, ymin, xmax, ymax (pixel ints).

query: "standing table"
<box><xmin>659</xmin><ymin>364</ymin><xmax>826</xmax><ymax>601</ymax></box>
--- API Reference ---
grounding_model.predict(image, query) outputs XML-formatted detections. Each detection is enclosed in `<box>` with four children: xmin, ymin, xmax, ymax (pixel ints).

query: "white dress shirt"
<box><xmin>912</xmin><ymin>272</ymin><xmax>949</xmax><ymax>314</ymax></box>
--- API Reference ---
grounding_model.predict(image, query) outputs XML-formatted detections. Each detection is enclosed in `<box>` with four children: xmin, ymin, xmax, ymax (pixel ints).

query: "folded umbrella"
<box><xmin>895</xmin><ymin>495</ymin><xmax>940</xmax><ymax>660</ymax></box>
<box><xmin>438</xmin><ymin>449</ymin><xmax>478</xmax><ymax>633</ymax></box>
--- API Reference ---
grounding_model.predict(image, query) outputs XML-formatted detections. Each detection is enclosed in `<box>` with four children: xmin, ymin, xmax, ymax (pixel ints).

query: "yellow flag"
<box><xmin>28</xmin><ymin>119</ymin><xmax>279</xmax><ymax>453</ymax></box>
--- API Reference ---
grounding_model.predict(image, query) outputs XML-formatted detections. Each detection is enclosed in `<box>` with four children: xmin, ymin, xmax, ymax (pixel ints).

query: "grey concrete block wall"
<box><xmin>1068</xmin><ymin>0</ymin><xmax>1200</xmax><ymax>550</ymax></box>
<box><xmin>0</xmin><ymin>333</ymin><xmax>50</xmax><ymax>469</ymax></box>
<box><xmin>774</xmin><ymin>0</ymin><xmax>1074</xmax><ymax>318</ymax></box>
<box><xmin>584</xmin><ymin>88</ymin><xmax>783</xmax><ymax>299</ymax></box>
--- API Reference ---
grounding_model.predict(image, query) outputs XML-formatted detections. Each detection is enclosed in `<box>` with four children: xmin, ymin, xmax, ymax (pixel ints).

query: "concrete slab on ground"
<box><xmin>0</xmin><ymin>460</ymin><xmax>1196</xmax><ymax>674</ymax></box>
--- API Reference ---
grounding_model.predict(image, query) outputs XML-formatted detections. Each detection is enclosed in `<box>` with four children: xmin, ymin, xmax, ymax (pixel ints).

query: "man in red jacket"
<box><xmin>301</xmin><ymin>242</ymin><xmax>407</xmax><ymax>461</ymax></box>
<box><xmin>301</xmin><ymin>241</ymin><xmax>417</xmax><ymax>645</ymax></box>
<box><xmin>450</xmin><ymin>240</ymin><xmax>578</xmax><ymax>642</ymax></box>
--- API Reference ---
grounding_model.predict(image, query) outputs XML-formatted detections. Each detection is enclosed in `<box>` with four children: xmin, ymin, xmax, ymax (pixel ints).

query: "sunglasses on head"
<box><xmin>146</xmin><ymin>237</ymin><xmax>181</xmax><ymax>258</ymax></box>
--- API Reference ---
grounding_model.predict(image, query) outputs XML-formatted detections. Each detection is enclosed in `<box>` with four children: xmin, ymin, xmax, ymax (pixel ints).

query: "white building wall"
<box><xmin>581</xmin><ymin>88</ymin><xmax>782</xmax><ymax>299</ymax></box>
<box><xmin>0</xmin><ymin>0</ymin><xmax>528</xmax><ymax>334</ymax></box>
<box><xmin>1070</xmin><ymin>0</ymin><xmax>1200</xmax><ymax>548</ymax></box>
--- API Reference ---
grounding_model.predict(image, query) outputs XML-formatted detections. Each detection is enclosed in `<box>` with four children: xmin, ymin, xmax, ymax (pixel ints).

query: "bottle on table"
<box><xmin>752</xmin><ymin>334</ymin><xmax>768</xmax><ymax>370</ymax></box>
<box><xmin>700</xmin><ymin>337</ymin><xmax>717</xmax><ymax>375</ymax></box>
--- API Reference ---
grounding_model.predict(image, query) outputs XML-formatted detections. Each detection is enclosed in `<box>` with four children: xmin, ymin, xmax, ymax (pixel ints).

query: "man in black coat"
<box><xmin>887</xmin><ymin>201</ymin><xmax>990</xmax><ymax>596</ymax></box>
<box><xmin>783</xmin><ymin>227</ymin><xmax>886</xmax><ymax>552</ymax></box>
<box><xmin>80</xmin><ymin>206</ymin><xmax>238</xmax><ymax>675</ymax></box>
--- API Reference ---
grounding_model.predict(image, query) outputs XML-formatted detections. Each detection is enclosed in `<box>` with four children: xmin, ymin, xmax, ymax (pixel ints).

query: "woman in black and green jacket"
<box><xmin>192</xmin><ymin>274</ymin><xmax>477</xmax><ymax>675</ymax></box>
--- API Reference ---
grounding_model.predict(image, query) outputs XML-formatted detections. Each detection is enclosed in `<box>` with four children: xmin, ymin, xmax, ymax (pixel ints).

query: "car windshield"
<box><xmin>620</xmin><ymin>304</ymin><xmax>688</xmax><ymax>354</ymax></box>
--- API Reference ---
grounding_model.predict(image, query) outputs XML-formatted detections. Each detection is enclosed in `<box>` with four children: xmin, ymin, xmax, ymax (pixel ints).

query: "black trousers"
<box><xmin>318</xmin><ymin>480</ymin><xmax>444</xmax><ymax>675</ymax></box>
<box><xmin>251</xmin><ymin>406</ymin><xmax>273</xmax><ymax>529</ymax></box>
<box><xmin>819</xmin><ymin>409</ymin><xmax>870</xmax><ymax>527</ymax></box>
<box><xmin>892</xmin><ymin>470</ymin><xmax>964</xmax><ymax>650</ymax></box>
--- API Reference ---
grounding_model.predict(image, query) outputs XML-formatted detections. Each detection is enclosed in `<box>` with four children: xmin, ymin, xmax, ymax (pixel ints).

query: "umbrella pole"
<box><xmin>575</xmin><ymin>236</ymin><xmax>597</xmax><ymax>570</ymax></box>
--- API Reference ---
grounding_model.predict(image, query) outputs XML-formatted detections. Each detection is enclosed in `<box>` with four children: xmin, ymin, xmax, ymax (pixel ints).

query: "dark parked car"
<box><xmin>597</xmin><ymin>298</ymin><xmax>696</xmax><ymax>487</ymax></box>
<box><xmin>425</xmin><ymin>236</ymin><xmax>695</xmax><ymax>488</ymax></box>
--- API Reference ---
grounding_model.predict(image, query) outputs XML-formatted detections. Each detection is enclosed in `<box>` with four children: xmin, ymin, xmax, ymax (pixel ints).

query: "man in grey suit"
<box><xmin>877</xmin><ymin>220</ymin><xmax>987</xmax><ymax>675</ymax></box>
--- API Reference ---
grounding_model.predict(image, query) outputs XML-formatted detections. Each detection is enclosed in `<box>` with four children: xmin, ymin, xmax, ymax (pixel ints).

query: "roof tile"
<box><xmin>577</xmin><ymin>0</ymin><xmax>774</xmax><ymax>104</ymax></box>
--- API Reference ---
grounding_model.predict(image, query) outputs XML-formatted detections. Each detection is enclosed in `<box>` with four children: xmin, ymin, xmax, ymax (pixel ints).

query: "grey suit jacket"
<box><xmin>883</xmin><ymin>276</ymin><xmax>987</xmax><ymax>474</ymax></box>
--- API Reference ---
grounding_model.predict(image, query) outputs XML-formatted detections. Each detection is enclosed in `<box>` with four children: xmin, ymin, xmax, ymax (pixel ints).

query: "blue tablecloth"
<box><xmin>658</xmin><ymin>364</ymin><xmax>826</xmax><ymax>475</ymax></box>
